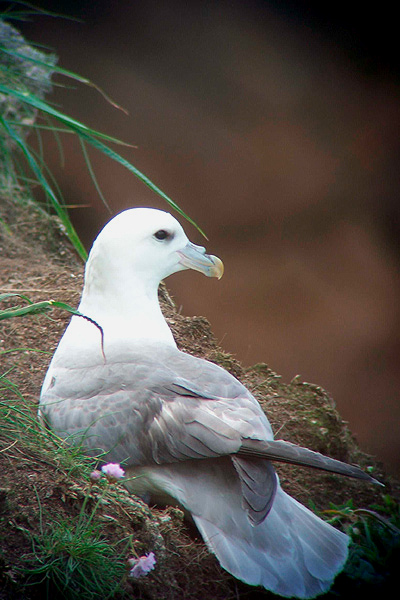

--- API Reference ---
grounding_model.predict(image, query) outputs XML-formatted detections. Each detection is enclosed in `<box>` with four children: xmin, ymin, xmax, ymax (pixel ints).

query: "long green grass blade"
<box><xmin>0</xmin><ymin>1</ymin><xmax>75</xmax><ymax>21</ymax></box>
<box><xmin>0</xmin><ymin>294</ymin><xmax>105</xmax><ymax>356</ymax></box>
<box><xmin>78</xmin><ymin>136</ymin><xmax>112</xmax><ymax>214</ymax></box>
<box><xmin>0</xmin><ymin>295</ymin><xmax>79</xmax><ymax>320</ymax></box>
<box><xmin>0</xmin><ymin>46</ymin><xmax>128</xmax><ymax>114</ymax></box>
<box><xmin>0</xmin><ymin>113</ymin><xmax>88</xmax><ymax>260</ymax></box>
<box><xmin>0</xmin><ymin>85</ymin><xmax>130</xmax><ymax>146</ymax></box>
<box><xmin>0</xmin><ymin>83</ymin><xmax>207</xmax><ymax>237</ymax></box>
<box><xmin>78</xmin><ymin>130</ymin><xmax>207</xmax><ymax>237</ymax></box>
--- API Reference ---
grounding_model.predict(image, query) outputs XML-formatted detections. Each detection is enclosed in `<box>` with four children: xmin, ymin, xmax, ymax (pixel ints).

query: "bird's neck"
<box><xmin>57</xmin><ymin>255</ymin><xmax>176</xmax><ymax>364</ymax></box>
<box><xmin>76</xmin><ymin>281</ymin><xmax>176</xmax><ymax>349</ymax></box>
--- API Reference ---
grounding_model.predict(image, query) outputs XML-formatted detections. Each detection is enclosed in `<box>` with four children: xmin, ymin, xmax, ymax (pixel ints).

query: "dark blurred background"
<box><xmin>18</xmin><ymin>1</ymin><xmax>400</xmax><ymax>477</ymax></box>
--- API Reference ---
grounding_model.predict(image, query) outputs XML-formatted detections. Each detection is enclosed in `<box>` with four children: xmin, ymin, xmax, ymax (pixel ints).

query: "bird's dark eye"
<box><xmin>154</xmin><ymin>229</ymin><xmax>171</xmax><ymax>241</ymax></box>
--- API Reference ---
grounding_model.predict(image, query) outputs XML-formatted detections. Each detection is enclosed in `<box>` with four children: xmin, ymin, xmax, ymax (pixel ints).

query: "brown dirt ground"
<box><xmin>1</xmin><ymin>194</ymin><xmax>399</xmax><ymax>599</ymax></box>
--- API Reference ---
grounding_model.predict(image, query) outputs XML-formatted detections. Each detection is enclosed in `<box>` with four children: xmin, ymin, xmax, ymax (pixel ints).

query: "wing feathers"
<box><xmin>231</xmin><ymin>456</ymin><xmax>277</xmax><ymax>524</ymax></box>
<box><xmin>240</xmin><ymin>439</ymin><xmax>380</xmax><ymax>484</ymax></box>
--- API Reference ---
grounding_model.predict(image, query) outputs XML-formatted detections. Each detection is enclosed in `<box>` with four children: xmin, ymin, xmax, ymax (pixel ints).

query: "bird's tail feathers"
<box><xmin>141</xmin><ymin>458</ymin><xmax>349</xmax><ymax>598</ymax></box>
<box><xmin>193</xmin><ymin>479</ymin><xmax>349</xmax><ymax>599</ymax></box>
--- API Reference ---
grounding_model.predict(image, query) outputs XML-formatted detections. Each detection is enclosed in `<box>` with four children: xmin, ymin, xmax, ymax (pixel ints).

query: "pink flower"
<box><xmin>89</xmin><ymin>469</ymin><xmax>102</xmax><ymax>483</ymax></box>
<box><xmin>101</xmin><ymin>463</ymin><xmax>125</xmax><ymax>482</ymax></box>
<box><xmin>128</xmin><ymin>552</ymin><xmax>156</xmax><ymax>578</ymax></box>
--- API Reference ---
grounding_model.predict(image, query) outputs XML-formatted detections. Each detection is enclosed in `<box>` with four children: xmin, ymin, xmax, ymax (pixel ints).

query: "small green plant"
<box><xmin>319</xmin><ymin>496</ymin><xmax>399</xmax><ymax>591</ymax></box>
<box><xmin>21</xmin><ymin>467</ymin><xmax>129</xmax><ymax>600</ymax></box>
<box><xmin>23</xmin><ymin>514</ymin><xmax>126</xmax><ymax>600</ymax></box>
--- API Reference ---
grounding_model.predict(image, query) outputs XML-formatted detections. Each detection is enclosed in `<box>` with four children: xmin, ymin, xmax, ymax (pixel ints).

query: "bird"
<box><xmin>39</xmin><ymin>207</ymin><xmax>379</xmax><ymax>599</ymax></box>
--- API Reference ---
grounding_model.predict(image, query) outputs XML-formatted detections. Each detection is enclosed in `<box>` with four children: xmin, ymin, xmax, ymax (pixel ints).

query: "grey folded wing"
<box><xmin>40</xmin><ymin>350</ymin><xmax>273</xmax><ymax>463</ymax></box>
<box><xmin>40</xmin><ymin>349</ymin><xmax>277</xmax><ymax>524</ymax></box>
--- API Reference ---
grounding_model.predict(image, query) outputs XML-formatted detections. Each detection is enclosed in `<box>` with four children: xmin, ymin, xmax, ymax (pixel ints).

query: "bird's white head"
<box><xmin>84</xmin><ymin>207</ymin><xmax>222</xmax><ymax>291</ymax></box>
<box><xmin>77</xmin><ymin>208</ymin><xmax>223</xmax><ymax>345</ymax></box>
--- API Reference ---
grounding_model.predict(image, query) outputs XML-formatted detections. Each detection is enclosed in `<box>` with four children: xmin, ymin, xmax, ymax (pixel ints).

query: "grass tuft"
<box><xmin>21</xmin><ymin>509</ymin><xmax>127</xmax><ymax>600</ymax></box>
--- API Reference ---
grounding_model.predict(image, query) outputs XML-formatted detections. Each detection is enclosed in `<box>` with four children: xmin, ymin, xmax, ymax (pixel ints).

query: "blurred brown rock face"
<box><xmin>22</xmin><ymin>1</ymin><xmax>400</xmax><ymax>476</ymax></box>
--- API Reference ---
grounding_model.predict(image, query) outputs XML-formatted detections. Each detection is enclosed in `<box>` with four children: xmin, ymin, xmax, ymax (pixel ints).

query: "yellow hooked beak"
<box><xmin>177</xmin><ymin>242</ymin><xmax>224</xmax><ymax>279</ymax></box>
